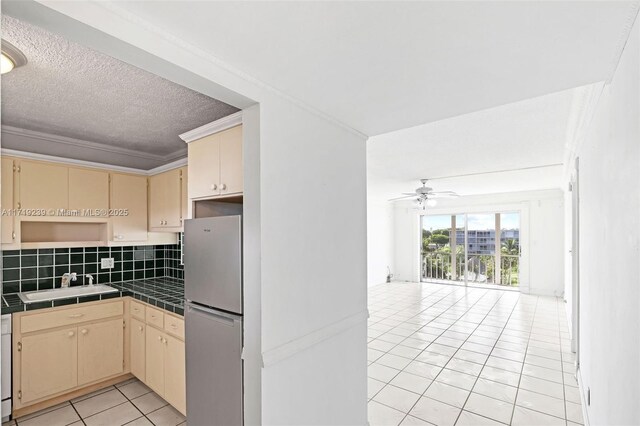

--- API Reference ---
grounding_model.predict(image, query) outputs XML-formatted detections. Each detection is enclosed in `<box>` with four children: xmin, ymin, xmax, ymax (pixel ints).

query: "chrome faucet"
<box><xmin>85</xmin><ymin>274</ymin><xmax>94</xmax><ymax>286</ymax></box>
<box><xmin>61</xmin><ymin>272</ymin><xmax>77</xmax><ymax>288</ymax></box>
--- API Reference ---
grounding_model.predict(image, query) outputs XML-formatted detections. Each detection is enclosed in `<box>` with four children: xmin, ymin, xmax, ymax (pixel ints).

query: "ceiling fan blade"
<box><xmin>429</xmin><ymin>192</ymin><xmax>459</xmax><ymax>198</ymax></box>
<box><xmin>402</xmin><ymin>192</ymin><xmax>418</xmax><ymax>196</ymax></box>
<box><xmin>388</xmin><ymin>195</ymin><xmax>417</xmax><ymax>201</ymax></box>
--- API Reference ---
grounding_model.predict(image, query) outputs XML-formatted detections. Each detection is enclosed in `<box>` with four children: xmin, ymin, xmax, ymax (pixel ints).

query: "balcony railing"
<box><xmin>421</xmin><ymin>251</ymin><xmax>519</xmax><ymax>286</ymax></box>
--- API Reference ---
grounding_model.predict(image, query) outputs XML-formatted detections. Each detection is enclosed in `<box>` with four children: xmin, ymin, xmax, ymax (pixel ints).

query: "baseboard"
<box><xmin>12</xmin><ymin>373</ymin><xmax>133</xmax><ymax>418</ymax></box>
<box><xmin>576</xmin><ymin>367</ymin><xmax>590</xmax><ymax>426</ymax></box>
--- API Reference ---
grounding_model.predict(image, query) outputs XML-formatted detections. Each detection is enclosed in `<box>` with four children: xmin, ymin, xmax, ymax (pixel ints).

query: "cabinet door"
<box><xmin>164</xmin><ymin>335</ymin><xmax>186</xmax><ymax>415</ymax></box>
<box><xmin>111</xmin><ymin>173</ymin><xmax>148</xmax><ymax>241</ymax></box>
<box><xmin>180</xmin><ymin>166</ymin><xmax>189</xmax><ymax>224</ymax></box>
<box><xmin>77</xmin><ymin>318</ymin><xmax>124</xmax><ymax>386</ymax></box>
<box><xmin>219</xmin><ymin>125</ymin><xmax>243</xmax><ymax>195</ymax></box>
<box><xmin>130</xmin><ymin>318</ymin><xmax>146</xmax><ymax>381</ymax></box>
<box><xmin>188</xmin><ymin>134</ymin><xmax>220</xmax><ymax>199</ymax></box>
<box><xmin>1</xmin><ymin>158</ymin><xmax>15</xmax><ymax>244</ymax></box>
<box><xmin>68</xmin><ymin>168</ymin><xmax>109</xmax><ymax>216</ymax></box>
<box><xmin>145</xmin><ymin>326</ymin><xmax>165</xmax><ymax>395</ymax></box>
<box><xmin>148</xmin><ymin>173</ymin><xmax>166</xmax><ymax>229</ymax></box>
<box><xmin>20</xmin><ymin>327</ymin><xmax>78</xmax><ymax>404</ymax></box>
<box><xmin>164</xmin><ymin>169</ymin><xmax>182</xmax><ymax>227</ymax></box>
<box><xmin>19</xmin><ymin>161</ymin><xmax>68</xmax><ymax>211</ymax></box>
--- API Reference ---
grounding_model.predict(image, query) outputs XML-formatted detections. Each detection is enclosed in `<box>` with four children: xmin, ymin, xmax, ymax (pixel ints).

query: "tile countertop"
<box><xmin>1</xmin><ymin>277</ymin><xmax>185</xmax><ymax>316</ymax></box>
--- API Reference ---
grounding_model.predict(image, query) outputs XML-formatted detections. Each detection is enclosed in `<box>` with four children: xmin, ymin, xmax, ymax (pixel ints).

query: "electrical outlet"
<box><xmin>101</xmin><ymin>257</ymin><xmax>114</xmax><ymax>269</ymax></box>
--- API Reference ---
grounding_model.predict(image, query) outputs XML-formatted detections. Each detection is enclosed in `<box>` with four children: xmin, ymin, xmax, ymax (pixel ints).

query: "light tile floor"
<box><xmin>368</xmin><ymin>282</ymin><xmax>583</xmax><ymax>426</ymax></box>
<box><xmin>3</xmin><ymin>378</ymin><xmax>186</xmax><ymax>426</ymax></box>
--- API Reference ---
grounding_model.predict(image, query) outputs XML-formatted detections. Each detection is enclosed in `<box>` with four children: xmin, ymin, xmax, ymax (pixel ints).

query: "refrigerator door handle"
<box><xmin>187</xmin><ymin>303</ymin><xmax>241</xmax><ymax>325</ymax></box>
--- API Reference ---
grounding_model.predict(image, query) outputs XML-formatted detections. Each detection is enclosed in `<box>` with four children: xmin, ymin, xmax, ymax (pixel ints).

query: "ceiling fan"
<box><xmin>388</xmin><ymin>179</ymin><xmax>459</xmax><ymax>209</ymax></box>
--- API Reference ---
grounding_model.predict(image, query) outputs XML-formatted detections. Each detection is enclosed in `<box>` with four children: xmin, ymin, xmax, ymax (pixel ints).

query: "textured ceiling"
<box><xmin>0</xmin><ymin>15</ymin><xmax>238</xmax><ymax>166</ymax></box>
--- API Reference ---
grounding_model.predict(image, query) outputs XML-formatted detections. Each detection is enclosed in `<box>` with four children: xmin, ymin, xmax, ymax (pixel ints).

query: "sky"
<box><xmin>422</xmin><ymin>212</ymin><xmax>519</xmax><ymax>231</ymax></box>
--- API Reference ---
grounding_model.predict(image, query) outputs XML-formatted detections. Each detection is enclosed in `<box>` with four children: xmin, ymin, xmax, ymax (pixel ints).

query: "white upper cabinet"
<box><xmin>186</xmin><ymin>121</ymin><xmax>243</xmax><ymax>200</ymax></box>
<box><xmin>69</xmin><ymin>168</ymin><xmax>109</xmax><ymax>216</ymax></box>
<box><xmin>148</xmin><ymin>167</ymin><xmax>186</xmax><ymax>232</ymax></box>
<box><xmin>110</xmin><ymin>173</ymin><xmax>148</xmax><ymax>242</ymax></box>
<box><xmin>19</xmin><ymin>160</ymin><xmax>69</xmax><ymax>211</ymax></box>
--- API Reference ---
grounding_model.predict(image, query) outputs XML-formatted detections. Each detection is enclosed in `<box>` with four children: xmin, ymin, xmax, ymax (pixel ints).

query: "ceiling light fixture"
<box><xmin>1</xmin><ymin>40</ymin><xmax>27</xmax><ymax>74</ymax></box>
<box><xmin>426</xmin><ymin>199</ymin><xmax>438</xmax><ymax>207</ymax></box>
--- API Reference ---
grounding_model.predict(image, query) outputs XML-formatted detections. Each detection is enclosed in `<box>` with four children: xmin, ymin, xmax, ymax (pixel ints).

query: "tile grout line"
<box><xmin>394</xmin><ymin>288</ymin><xmax>510</xmax><ymax>424</ymax></box>
<box><xmin>445</xmin><ymin>289</ymin><xmax>521</xmax><ymax>425</ymax></box>
<box><xmin>367</xmin><ymin>286</ymin><xmax>461</xmax><ymax>401</ymax></box>
<box><xmin>368</xmin><ymin>283</ymin><xmax>583</xmax><ymax>425</ymax></box>
<box><xmin>112</xmin><ymin>382</ymin><xmax>153</xmax><ymax>425</ymax></box>
<box><xmin>67</xmin><ymin>399</ymin><xmax>86</xmax><ymax>426</ymax></box>
<box><xmin>507</xmin><ymin>296</ymin><xmax>539</xmax><ymax>425</ymax></box>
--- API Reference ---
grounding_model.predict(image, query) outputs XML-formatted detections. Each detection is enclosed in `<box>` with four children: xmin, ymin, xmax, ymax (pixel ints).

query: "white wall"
<box><xmin>6</xmin><ymin>3</ymin><xmax>369</xmax><ymax>425</ymax></box>
<box><xmin>367</xmin><ymin>195</ymin><xmax>395</xmax><ymax>286</ymax></box>
<box><xmin>258</xmin><ymin>96</ymin><xmax>368</xmax><ymax>425</ymax></box>
<box><xmin>393</xmin><ymin>189</ymin><xmax>565</xmax><ymax>297</ymax></box>
<box><xmin>567</xmin><ymin>15</ymin><xmax>640</xmax><ymax>425</ymax></box>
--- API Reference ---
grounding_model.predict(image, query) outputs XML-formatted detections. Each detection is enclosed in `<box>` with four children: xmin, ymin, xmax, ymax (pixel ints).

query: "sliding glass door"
<box><xmin>420</xmin><ymin>212</ymin><xmax>520</xmax><ymax>287</ymax></box>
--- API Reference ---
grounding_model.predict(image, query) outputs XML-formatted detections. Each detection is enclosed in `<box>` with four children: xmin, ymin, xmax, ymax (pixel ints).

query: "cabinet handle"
<box><xmin>115</xmin><ymin>235</ymin><xmax>124</xmax><ymax>240</ymax></box>
<box><xmin>68</xmin><ymin>313</ymin><xmax>84</xmax><ymax>318</ymax></box>
<box><xmin>158</xmin><ymin>336</ymin><xmax>162</xmax><ymax>342</ymax></box>
<box><xmin>138</xmin><ymin>326</ymin><xmax>143</xmax><ymax>332</ymax></box>
<box><xmin>170</xmin><ymin>324</ymin><xmax>177</xmax><ymax>328</ymax></box>
<box><xmin>163</xmin><ymin>338</ymin><xmax>168</xmax><ymax>345</ymax></box>
<box><xmin>68</xmin><ymin>331</ymin><xmax>75</xmax><ymax>337</ymax></box>
<box><xmin>220</xmin><ymin>183</ymin><xmax>227</xmax><ymax>191</ymax></box>
<box><xmin>81</xmin><ymin>329</ymin><xmax>88</xmax><ymax>335</ymax></box>
<box><xmin>211</xmin><ymin>183</ymin><xmax>217</xmax><ymax>191</ymax></box>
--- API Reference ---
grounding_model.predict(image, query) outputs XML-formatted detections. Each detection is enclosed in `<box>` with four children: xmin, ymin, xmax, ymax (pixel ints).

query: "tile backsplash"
<box><xmin>1</xmin><ymin>234</ymin><xmax>184</xmax><ymax>295</ymax></box>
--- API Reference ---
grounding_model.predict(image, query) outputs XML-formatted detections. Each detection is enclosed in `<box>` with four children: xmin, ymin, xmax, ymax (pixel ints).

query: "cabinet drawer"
<box><xmin>21</xmin><ymin>301</ymin><xmax>124</xmax><ymax>334</ymax></box>
<box><xmin>130</xmin><ymin>301</ymin><xmax>145</xmax><ymax>321</ymax></box>
<box><xmin>145</xmin><ymin>307</ymin><xmax>164</xmax><ymax>329</ymax></box>
<box><xmin>164</xmin><ymin>315</ymin><xmax>184</xmax><ymax>340</ymax></box>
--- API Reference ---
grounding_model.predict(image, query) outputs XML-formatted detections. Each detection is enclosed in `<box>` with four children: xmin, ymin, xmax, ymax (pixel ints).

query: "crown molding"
<box><xmin>562</xmin><ymin>82</ymin><xmax>605</xmax><ymax>180</ymax></box>
<box><xmin>179</xmin><ymin>111</ymin><xmax>243</xmax><ymax>143</ymax></box>
<box><xmin>146</xmin><ymin>157</ymin><xmax>188</xmax><ymax>175</ymax></box>
<box><xmin>606</xmin><ymin>1</ymin><xmax>640</xmax><ymax>85</ymax></box>
<box><xmin>1</xmin><ymin>148</ymin><xmax>186</xmax><ymax>176</ymax></box>
<box><xmin>1</xmin><ymin>126</ymin><xmax>188</xmax><ymax>173</ymax></box>
<box><xmin>1</xmin><ymin>125</ymin><xmax>168</xmax><ymax>161</ymax></box>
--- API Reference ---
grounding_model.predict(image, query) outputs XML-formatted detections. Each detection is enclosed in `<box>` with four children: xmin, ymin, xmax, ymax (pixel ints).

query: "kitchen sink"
<box><xmin>18</xmin><ymin>284</ymin><xmax>118</xmax><ymax>304</ymax></box>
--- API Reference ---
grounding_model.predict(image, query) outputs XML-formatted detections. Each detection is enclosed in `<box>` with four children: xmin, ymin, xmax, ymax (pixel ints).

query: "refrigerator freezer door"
<box><xmin>186</xmin><ymin>303</ymin><xmax>243</xmax><ymax>426</ymax></box>
<box><xmin>185</xmin><ymin>216</ymin><xmax>242</xmax><ymax>314</ymax></box>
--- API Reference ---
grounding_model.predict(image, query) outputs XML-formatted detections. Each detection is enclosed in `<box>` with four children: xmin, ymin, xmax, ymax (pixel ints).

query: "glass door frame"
<box><xmin>419</xmin><ymin>209</ymin><xmax>523</xmax><ymax>288</ymax></box>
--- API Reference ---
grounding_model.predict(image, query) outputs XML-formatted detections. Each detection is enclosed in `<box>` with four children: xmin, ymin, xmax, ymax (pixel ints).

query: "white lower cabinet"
<box><xmin>77</xmin><ymin>318</ymin><xmax>124</xmax><ymax>386</ymax></box>
<box><xmin>13</xmin><ymin>300</ymin><xmax>125</xmax><ymax>413</ymax></box>
<box><xmin>12</xmin><ymin>298</ymin><xmax>185</xmax><ymax>418</ymax></box>
<box><xmin>19</xmin><ymin>327</ymin><xmax>78</xmax><ymax>404</ymax></box>
<box><xmin>130</xmin><ymin>318</ymin><xmax>146</xmax><ymax>381</ymax></box>
<box><xmin>130</xmin><ymin>300</ymin><xmax>185</xmax><ymax>415</ymax></box>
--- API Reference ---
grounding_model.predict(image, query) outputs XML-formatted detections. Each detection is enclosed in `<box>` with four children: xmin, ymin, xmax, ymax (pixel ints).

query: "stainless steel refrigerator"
<box><xmin>184</xmin><ymin>216</ymin><xmax>243</xmax><ymax>426</ymax></box>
